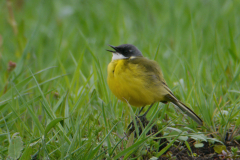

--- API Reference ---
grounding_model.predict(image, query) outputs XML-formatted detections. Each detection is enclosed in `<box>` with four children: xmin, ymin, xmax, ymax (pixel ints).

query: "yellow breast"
<box><xmin>107</xmin><ymin>59</ymin><xmax>167</xmax><ymax>107</ymax></box>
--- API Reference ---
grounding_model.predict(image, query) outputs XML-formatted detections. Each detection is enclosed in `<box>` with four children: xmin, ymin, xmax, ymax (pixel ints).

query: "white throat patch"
<box><xmin>112</xmin><ymin>53</ymin><xmax>127</xmax><ymax>61</ymax></box>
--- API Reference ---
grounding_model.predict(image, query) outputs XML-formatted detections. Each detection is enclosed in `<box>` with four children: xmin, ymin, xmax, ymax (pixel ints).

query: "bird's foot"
<box><xmin>127</xmin><ymin>115</ymin><xmax>149</xmax><ymax>135</ymax></box>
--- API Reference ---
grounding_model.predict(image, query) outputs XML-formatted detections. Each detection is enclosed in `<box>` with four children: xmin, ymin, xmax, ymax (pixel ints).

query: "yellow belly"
<box><xmin>107</xmin><ymin>59</ymin><xmax>167</xmax><ymax>107</ymax></box>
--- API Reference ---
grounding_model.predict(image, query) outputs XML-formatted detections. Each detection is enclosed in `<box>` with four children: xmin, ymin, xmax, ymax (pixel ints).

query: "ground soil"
<box><xmin>128</xmin><ymin>117</ymin><xmax>240</xmax><ymax>160</ymax></box>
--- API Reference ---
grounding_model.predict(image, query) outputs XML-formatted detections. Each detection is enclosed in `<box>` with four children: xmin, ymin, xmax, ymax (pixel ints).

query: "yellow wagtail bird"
<box><xmin>107</xmin><ymin>44</ymin><xmax>203</xmax><ymax>125</ymax></box>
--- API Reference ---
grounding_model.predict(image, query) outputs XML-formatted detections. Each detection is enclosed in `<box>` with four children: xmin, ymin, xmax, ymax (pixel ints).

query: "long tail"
<box><xmin>165</xmin><ymin>94</ymin><xmax>203</xmax><ymax>125</ymax></box>
<box><xmin>171</xmin><ymin>100</ymin><xmax>203</xmax><ymax>125</ymax></box>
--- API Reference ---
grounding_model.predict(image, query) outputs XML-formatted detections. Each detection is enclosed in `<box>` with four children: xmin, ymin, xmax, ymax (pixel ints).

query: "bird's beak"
<box><xmin>106</xmin><ymin>45</ymin><xmax>117</xmax><ymax>53</ymax></box>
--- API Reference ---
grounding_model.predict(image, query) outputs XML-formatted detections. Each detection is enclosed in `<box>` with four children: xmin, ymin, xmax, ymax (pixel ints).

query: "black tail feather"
<box><xmin>165</xmin><ymin>94</ymin><xmax>203</xmax><ymax>125</ymax></box>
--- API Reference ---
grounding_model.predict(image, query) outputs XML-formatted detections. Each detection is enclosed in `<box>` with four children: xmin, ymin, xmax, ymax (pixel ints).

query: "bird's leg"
<box><xmin>127</xmin><ymin>104</ymin><xmax>154</xmax><ymax>131</ymax></box>
<box><xmin>127</xmin><ymin>106</ymin><xmax>145</xmax><ymax>131</ymax></box>
<box><xmin>139</xmin><ymin>103</ymin><xmax>154</xmax><ymax>118</ymax></box>
<box><xmin>138</xmin><ymin>106</ymin><xmax>145</xmax><ymax>115</ymax></box>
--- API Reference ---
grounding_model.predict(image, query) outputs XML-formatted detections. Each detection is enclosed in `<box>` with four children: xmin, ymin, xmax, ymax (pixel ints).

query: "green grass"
<box><xmin>1</xmin><ymin>0</ymin><xmax>240</xmax><ymax>159</ymax></box>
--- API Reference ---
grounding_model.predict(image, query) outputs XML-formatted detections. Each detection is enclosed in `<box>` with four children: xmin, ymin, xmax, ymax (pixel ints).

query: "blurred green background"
<box><xmin>1</xmin><ymin>1</ymin><xmax>239</xmax><ymax>87</ymax></box>
<box><xmin>0</xmin><ymin>0</ymin><xmax>240</xmax><ymax>159</ymax></box>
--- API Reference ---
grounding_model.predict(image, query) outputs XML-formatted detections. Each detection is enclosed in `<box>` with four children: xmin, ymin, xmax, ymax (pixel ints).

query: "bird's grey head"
<box><xmin>107</xmin><ymin>44</ymin><xmax>143</xmax><ymax>60</ymax></box>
